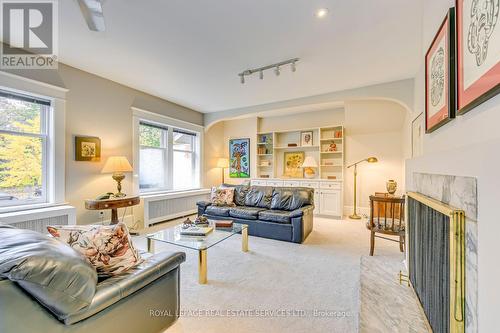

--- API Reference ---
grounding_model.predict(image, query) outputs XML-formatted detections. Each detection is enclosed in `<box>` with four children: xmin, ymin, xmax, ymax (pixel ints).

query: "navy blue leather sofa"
<box><xmin>197</xmin><ymin>185</ymin><xmax>314</xmax><ymax>243</ymax></box>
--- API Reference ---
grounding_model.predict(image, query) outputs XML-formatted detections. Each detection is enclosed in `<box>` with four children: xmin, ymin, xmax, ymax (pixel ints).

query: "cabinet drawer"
<box><xmin>267</xmin><ymin>180</ymin><xmax>284</xmax><ymax>187</ymax></box>
<box><xmin>283</xmin><ymin>181</ymin><xmax>300</xmax><ymax>187</ymax></box>
<box><xmin>251</xmin><ymin>180</ymin><xmax>268</xmax><ymax>186</ymax></box>
<box><xmin>300</xmin><ymin>181</ymin><xmax>319</xmax><ymax>189</ymax></box>
<box><xmin>320</xmin><ymin>182</ymin><xmax>342</xmax><ymax>190</ymax></box>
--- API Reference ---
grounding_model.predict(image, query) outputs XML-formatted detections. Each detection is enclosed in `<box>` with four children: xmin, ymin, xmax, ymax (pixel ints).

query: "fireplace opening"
<box><xmin>407</xmin><ymin>192</ymin><xmax>465</xmax><ymax>333</ymax></box>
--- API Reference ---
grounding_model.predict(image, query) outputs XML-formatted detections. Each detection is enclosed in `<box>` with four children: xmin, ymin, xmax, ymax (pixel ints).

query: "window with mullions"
<box><xmin>139</xmin><ymin>122</ymin><xmax>168</xmax><ymax>191</ymax></box>
<box><xmin>138</xmin><ymin>120</ymin><xmax>200</xmax><ymax>193</ymax></box>
<box><xmin>173</xmin><ymin>129</ymin><xmax>197</xmax><ymax>190</ymax></box>
<box><xmin>0</xmin><ymin>90</ymin><xmax>50</xmax><ymax>207</ymax></box>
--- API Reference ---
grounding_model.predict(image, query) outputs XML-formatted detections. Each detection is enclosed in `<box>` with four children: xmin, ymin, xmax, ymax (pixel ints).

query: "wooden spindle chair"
<box><xmin>367</xmin><ymin>194</ymin><xmax>406</xmax><ymax>256</ymax></box>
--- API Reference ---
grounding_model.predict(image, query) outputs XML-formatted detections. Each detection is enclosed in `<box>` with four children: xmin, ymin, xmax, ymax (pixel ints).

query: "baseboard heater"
<box><xmin>134</xmin><ymin>189</ymin><xmax>210</xmax><ymax>228</ymax></box>
<box><xmin>407</xmin><ymin>192</ymin><xmax>465</xmax><ymax>333</ymax></box>
<box><xmin>0</xmin><ymin>205</ymin><xmax>76</xmax><ymax>233</ymax></box>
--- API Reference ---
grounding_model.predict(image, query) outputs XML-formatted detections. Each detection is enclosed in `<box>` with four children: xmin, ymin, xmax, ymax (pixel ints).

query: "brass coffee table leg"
<box><xmin>242</xmin><ymin>226</ymin><xmax>249</xmax><ymax>252</ymax></box>
<box><xmin>199</xmin><ymin>249</ymin><xmax>207</xmax><ymax>284</ymax></box>
<box><xmin>147</xmin><ymin>238</ymin><xmax>155</xmax><ymax>253</ymax></box>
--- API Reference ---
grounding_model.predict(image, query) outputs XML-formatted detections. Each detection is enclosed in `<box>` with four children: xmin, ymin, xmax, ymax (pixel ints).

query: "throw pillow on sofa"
<box><xmin>210</xmin><ymin>187</ymin><xmax>236</xmax><ymax>206</ymax></box>
<box><xmin>47</xmin><ymin>223</ymin><xmax>142</xmax><ymax>278</ymax></box>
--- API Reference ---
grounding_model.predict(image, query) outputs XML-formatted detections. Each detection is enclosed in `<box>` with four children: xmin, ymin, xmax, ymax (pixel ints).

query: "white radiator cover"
<box><xmin>135</xmin><ymin>189</ymin><xmax>210</xmax><ymax>228</ymax></box>
<box><xmin>0</xmin><ymin>205</ymin><xmax>76</xmax><ymax>233</ymax></box>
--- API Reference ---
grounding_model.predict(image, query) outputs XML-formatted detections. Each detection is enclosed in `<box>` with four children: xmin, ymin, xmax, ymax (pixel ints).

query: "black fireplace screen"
<box><xmin>408</xmin><ymin>197</ymin><xmax>450</xmax><ymax>333</ymax></box>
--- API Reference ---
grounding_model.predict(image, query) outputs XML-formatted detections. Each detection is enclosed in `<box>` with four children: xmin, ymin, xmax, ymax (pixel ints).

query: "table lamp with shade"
<box><xmin>216</xmin><ymin>157</ymin><xmax>229</xmax><ymax>184</ymax></box>
<box><xmin>347</xmin><ymin>156</ymin><xmax>378</xmax><ymax>219</ymax></box>
<box><xmin>301</xmin><ymin>156</ymin><xmax>318</xmax><ymax>179</ymax></box>
<box><xmin>101</xmin><ymin>156</ymin><xmax>133</xmax><ymax>197</ymax></box>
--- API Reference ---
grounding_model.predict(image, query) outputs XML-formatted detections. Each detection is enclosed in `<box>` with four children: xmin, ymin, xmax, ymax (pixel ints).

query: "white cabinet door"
<box><xmin>313</xmin><ymin>190</ymin><xmax>320</xmax><ymax>214</ymax></box>
<box><xmin>319</xmin><ymin>189</ymin><xmax>341</xmax><ymax>217</ymax></box>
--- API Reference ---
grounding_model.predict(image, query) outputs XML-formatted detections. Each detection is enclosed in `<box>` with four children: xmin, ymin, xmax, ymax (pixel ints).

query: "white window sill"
<box><xmin>140</xmin><ymin>188</ymin><xmax>210</xmax><ymax>201</ymax></box>
<box><xmin>0</xmin><ymin>203</ymin><xmax>76</xmax><ymax>225</ymax></box>
<box><xmin>0</xmin><ymin>202</ymin><xmax>72</xmax><ymax>215</ymax></box>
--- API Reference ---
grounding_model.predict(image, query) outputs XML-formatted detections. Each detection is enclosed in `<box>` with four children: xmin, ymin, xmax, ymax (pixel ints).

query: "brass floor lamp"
<box><xmin>347</xmin><ymin>157</ymin><xmax>378</xmax><ymax>219</ymax></box>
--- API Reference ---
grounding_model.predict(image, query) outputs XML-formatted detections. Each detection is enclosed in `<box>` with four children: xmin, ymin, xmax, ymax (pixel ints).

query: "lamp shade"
<box><xmin>101</xmin><ymin>156</ymin><xmax>133</xmax><ymax>173</ymax></box>
<box><xmin>216</xmin><ymin>157</ymin><xmax>229</xmax><ymax>168</ymax></box>
<box><xmin>301</xmin><ymin>156</ymin><xmax>318</xmax><ymax>168</ymax></box>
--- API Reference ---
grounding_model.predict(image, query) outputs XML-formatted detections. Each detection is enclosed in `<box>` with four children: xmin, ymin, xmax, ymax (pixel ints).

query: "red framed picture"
<box><xmin>425</xmin><ymin>8</ymin><xmax>456</xmax><ymax>133</ymax></box>
<box><xmin>456</xmin><ymin>0</ymin><xmax>500</xmax><ymax>114</ymax></box>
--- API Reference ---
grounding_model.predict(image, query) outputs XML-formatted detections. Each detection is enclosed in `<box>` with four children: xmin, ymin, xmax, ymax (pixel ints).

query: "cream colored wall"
<box><xmin>205</xmin><ymin>100</ymin><xmax>407</xmax><ymax>214</ymax></box>
<box><xmin>343</xmin><ymin>100</ymin><xmax>406</xmax><ymax>213</ymax></box>
<box><xmin>2</xmin><ymin>65</ymin><xmax>203</xmax><ymax>225</ymax></box>
<box><xmin>204</xmin><ymin>121</ymin><xmax>225</xmax><ymax>188</ymax></box>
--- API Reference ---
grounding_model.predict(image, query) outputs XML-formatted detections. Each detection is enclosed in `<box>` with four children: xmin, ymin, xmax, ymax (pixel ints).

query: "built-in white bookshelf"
<box><xmin>255</xmin><ymin>125</ymin><xmax>344</xmax><ymax>180</ymax></box>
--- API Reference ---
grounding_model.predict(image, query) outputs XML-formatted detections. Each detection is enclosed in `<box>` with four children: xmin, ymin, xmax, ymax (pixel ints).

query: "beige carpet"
<box><xmin>136</xmin><ymin>217</ymin><xmax>403</xmax><ymax>333</ymax></box>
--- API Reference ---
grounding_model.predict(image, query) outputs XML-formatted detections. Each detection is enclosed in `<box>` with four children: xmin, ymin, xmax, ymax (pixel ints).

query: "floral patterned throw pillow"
<box><xmin>210</xmin><ymin>187</ymin><xmax>236</xmax><ymax>206</ymax></box>
<box><xmin>47</xmin><ymin>223</ymin><xmax>142</xmax><ymax>278</ymax></box>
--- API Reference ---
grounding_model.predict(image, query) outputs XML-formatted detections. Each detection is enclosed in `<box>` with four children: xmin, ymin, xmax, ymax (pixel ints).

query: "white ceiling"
<box><xmin>59</xmin><ymin>0</ymin><xmax>422</xmax><ymax>113</ymax></box>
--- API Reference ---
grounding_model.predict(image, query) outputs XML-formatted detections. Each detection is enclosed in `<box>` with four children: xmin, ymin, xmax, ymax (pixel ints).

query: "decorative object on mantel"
<box><xmin>216</xmin><ymin>157</ymin><xmax>229</xmax><ymax>184</ymax></box>
<box><xmin>238</xmin><ymin>58</ymin><xmax>299</xmax><ymax>84</ymax></box>
<box><xmin>287</xmin><ymin>143</ymin><xmax>298</xmax><ymax>147</ymax></box>
<box><xmin>229</xmin><ymin>138</ymin><xmax>250</xmax><ymax>178</ymax></box>
<box><xmin>75</xmin><ymin>136</ymin><xmax>101</xmax><ymax>161</ymax></box>
<box><xmin>347</xmin><ymin>157</ymin><xmax>378</xmax><ymax>219</ymax></box>
<box><xmin>456</xmin><ymin>0</ymin><xmax>500</xmax><ymax>115</ymax></box>
<box><xmin>301</xmin><ymin>156</ymin><xmax>318</xmax><ymax>179</ymax></box>
<box><xmin>386</xmin><ymin>180</ymin><xmax>398</xmax><ymax>194</ymax></box>
<box><xmin>101</xmin><ymin>156</ymin><xmax>133</xmax><ymax>197</ymax></box>
<box><xmin>425</xmin><ymin>8</ymin><xmax>456</xmax><ymax>133</ymax></box>
<box><xmin>301</xmin><ymin>131</ymin><xmax>313</xmax><ymax>147</ymax></box>
<box><xmin>284</xmin><ymin>151</ymin><xmax>305</xmax><ymax>178</ymax></box>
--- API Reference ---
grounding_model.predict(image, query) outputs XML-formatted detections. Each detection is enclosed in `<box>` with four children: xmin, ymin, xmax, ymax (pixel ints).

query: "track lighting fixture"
<box><xmin>238</xmin><ymin>58</ymin><xmax>299</xmax><ymax>84</ymax></box>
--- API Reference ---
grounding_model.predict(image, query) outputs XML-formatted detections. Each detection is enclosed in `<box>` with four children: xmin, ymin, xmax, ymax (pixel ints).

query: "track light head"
<box><xmin>240</xmin><ymin>74</ymin><xmax>245</xmax><ymax>84</ymax></box>
<box><xmin>275</xmin><ymin>66</ymin><xmax>280</xmax><ymax>76</ymax></box>
<box><xmin>259</xmin><ymin>70</ymin><xmax>264</xmax><ymax>80</ymax></box>
<box><xmin>291</xmin><ymin>61</ymin><xmax>297</xmax><ymax>72</ymax></box>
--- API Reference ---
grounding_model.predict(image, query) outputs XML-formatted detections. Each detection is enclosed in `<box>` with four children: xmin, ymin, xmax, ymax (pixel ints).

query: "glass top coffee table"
<box><xmin>146</xmin><ymin>222</ymin><xmax>248</xmax><ymax>284</ymax></box>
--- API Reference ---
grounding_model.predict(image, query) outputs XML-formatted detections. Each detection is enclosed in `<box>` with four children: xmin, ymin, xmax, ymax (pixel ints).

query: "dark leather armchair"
<box><xmin>0</xmin><ymin>226</ymin><xmax>185</xmax><ymax>333</ymax></box>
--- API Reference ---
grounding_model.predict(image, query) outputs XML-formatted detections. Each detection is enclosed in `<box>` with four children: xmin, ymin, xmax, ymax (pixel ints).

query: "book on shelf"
<box><xmin>180</xmin><ymin>226</ymin><xmax>214</xmax><ymax>236</ymax></box>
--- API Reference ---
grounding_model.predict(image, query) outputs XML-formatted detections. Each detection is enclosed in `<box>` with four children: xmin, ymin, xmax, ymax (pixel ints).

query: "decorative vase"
<box><xmin>386</xmin><ymin>180</ymin><xmax>397</xmax><ymax>195</ymax></box>
<box><xmin>304</xmin><ymin>168</ymin><xmax>316</xmax><ymax>179</ymax></box>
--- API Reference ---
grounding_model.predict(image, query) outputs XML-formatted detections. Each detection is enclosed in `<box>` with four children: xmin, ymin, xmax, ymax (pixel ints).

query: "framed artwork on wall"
<box><xmin>229</xmin><ymin>138</ymin><xmax>250</xmax><ymax>178</ymax></box>
<box><xmin>300</xmin><ymin>131</ymin><xmax>313</xmax><ymax>147</ymax></box>
<box><xmin>411</xmin><ymin>113</ymin><xmax>424</xmax><ymax>158</ymax></box>
<box><xmin>75</xmin><ymin>136</ymin><xmax>101</xmax><ymax>161</ymax></box>
<box><xmin>425</xmin><ymin>8</ymin><xmax>456</xmax><ymax>133</ymax></box>
<box><xmin>456</xmin><ymin>0</ymin><xmax>500</xmax><ymax>115</ymax></box>
<box><xmin>283</xmin><ymin>151</ymin><xmax>305</xmax><ymax>178</ymax></box>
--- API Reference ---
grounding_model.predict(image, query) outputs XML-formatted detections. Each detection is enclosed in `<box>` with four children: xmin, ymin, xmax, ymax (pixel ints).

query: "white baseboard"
<box><xmin>343</xmin><ymin>206</ymin><xmax>370</xmax><ymax>219</ymax></box>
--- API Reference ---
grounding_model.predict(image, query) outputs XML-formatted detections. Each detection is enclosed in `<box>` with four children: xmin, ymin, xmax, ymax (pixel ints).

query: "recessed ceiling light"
<box><xmin>315</xmin><ymin>8</ymin><xmax>329</xmax><ymax>18</ymax></box>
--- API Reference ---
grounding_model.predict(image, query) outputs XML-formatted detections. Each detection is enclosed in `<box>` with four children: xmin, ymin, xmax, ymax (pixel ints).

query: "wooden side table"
<box><xmin>85</xmin><ymin>196</ymin><xmax>140</xmax><ymax>224</ymax></box>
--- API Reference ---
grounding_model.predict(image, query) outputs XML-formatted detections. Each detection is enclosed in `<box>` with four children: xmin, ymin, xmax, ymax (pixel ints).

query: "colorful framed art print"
<box><xmin>425</xmin><ymin>8</ymin><xmax>456</xmax><ymax>133</ymax></box>
<box><xmin>229</xmin><ymin>138</ymin><xmax>250</xmax><ymax>178</ymax></box>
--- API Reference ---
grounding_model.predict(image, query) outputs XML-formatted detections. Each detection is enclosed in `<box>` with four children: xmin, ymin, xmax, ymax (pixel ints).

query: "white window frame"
<box><xmin>0</xmin><ymin>91</ymin><xmax>50</xmax><ymax>207</ymax></box>
<box><xmin>0</xmin><ymin>71</ymin><xmax>67</xmax><ymax>214</ymax></box>
<box><xmin>132</xmin><ymin>107</ymin><xmax>203</xmax><ymax>195</ymax></box>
